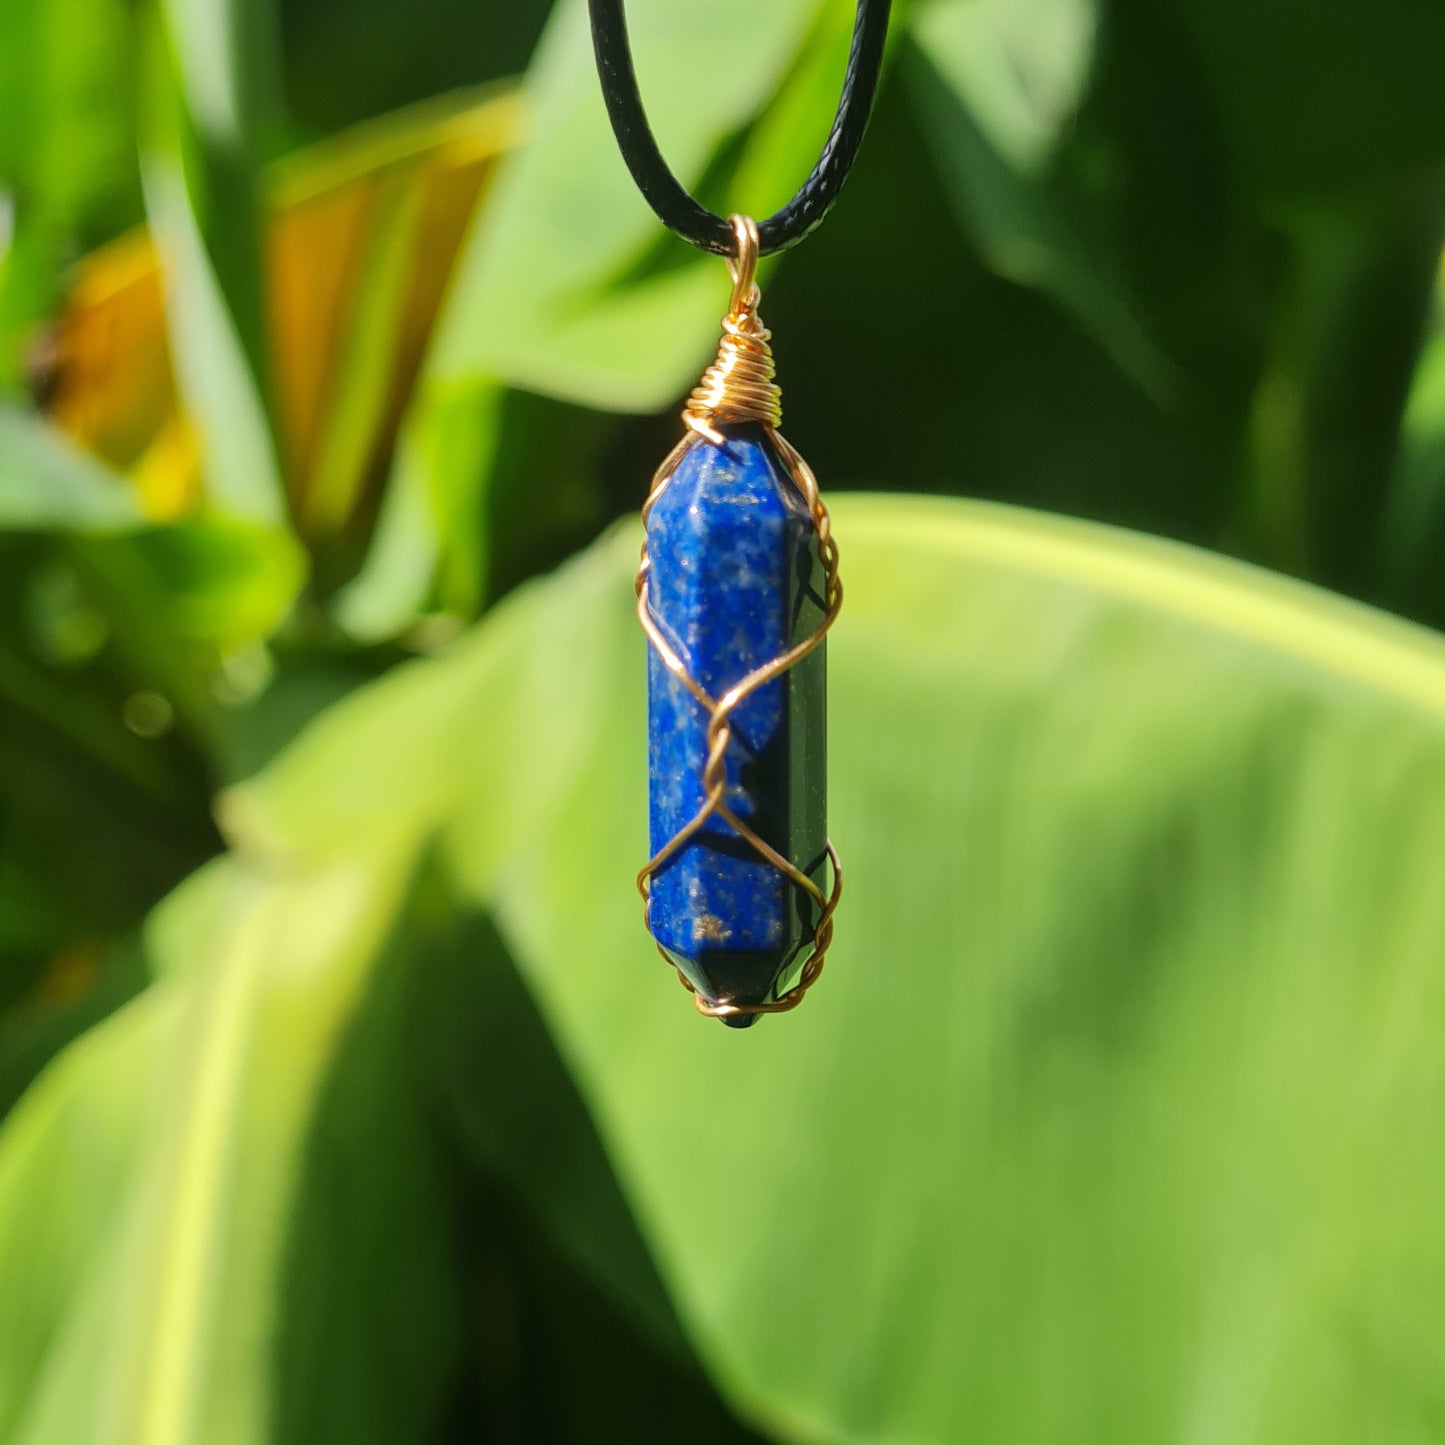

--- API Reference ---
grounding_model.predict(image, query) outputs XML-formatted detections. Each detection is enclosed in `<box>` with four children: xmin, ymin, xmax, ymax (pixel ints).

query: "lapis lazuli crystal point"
<box><xmin>645</xmin><ymin>423</ymin><xmax>827</xmax><ymax>1017</ymax></box>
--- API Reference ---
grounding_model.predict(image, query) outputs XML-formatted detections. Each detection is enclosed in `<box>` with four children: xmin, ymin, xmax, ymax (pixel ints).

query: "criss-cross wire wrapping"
<box><xmin>636</xmin><ymin>216</ymin><xmax>842</xmax><ymax>1021</ymax></box>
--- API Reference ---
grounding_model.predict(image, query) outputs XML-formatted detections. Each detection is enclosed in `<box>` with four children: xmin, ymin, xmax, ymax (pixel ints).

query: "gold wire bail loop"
<box><xmin>726</xmin><ymin>213</ymin><xmax>761</xmax><ymax>317</ymax></box>
<box><xmin>683</xmin><ymin>213</ymin><xmax>781</xmax><ymax>440</ymax></box>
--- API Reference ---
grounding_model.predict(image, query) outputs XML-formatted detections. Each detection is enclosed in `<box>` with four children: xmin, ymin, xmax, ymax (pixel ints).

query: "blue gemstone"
<box><xmin>645</xmin><ymin>423</ymin><xmax>827</xmax><ymax>1022</ymax></box>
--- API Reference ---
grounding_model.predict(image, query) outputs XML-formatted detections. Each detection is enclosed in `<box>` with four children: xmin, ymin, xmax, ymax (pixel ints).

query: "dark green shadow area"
<box><xmin>276</xmin><ymin>859</ymin><xmax>770</xmax><ymax>1443</ymax></box>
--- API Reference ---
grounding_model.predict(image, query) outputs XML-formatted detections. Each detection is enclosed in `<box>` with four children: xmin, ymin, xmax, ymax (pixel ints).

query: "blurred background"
<box><xmin>5</xmin><ymin>0</ymin><xmax>1445</xmax><ymax>1440</ymax></box>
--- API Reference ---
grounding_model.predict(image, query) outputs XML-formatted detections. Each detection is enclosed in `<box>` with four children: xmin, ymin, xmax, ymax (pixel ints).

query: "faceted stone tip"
<box><xmin>717</xmin><ymin>1010</ymin><xmax>760</xmax><ymax>1030</ymax></box>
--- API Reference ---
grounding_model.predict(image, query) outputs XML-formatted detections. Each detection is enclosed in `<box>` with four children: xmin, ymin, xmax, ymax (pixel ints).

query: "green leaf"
<box><xmin>0</xmin><ymin>847</ymin><xmax>433</xmax><ymax>1445</ymax></box>
<box><xmin>0</xmin><ymin>0</ymin><xmax>140</xmax><ymax>387</ymax></box>
<box><xmin>0</xmin><ymin>410</ymin><xmax>141</xmax><ymax>533</ymax></box>
<box><xmin>269</xmin><ymin>865</ymin><xmax>467</xmax><ymax>1445</ymax></box>
<box><xmin>138</xmin><ymin>0</ymin><xmax>286</xmax><ymax>526</ymax></box>
<box><xmin>366</xmin><ymin>899</ymin><xmax>775</xmax><ymax>1444</ymax></box>
<box><xmin>297</xmin><ymin>172</ymin><xmax>424</xmax><ymax>540</ymax></box>
<box><xmin>337</xmin><ymin>0</ymin><xmax>850</xmax><ymax>635</ymax></box>
<box><xmin>0</xmin><ymin>0</ymin><xmax>137</xmax><ymax>227</ymax></box>
<box><xmin>909</xmin><ymin>0</ymin><xmax>1096</xmax><ymax>171</ymax></box>
<box><xmin>1236</xmin><ymin>190</ymin><xmax>1445</xmax><ymax>588</ymax></box>
<box><xmin>83</xmin><ymin>519</ymin><xmax>305</xmax><ymax>655</ymax></box>
<box><xmin>0</xmin><ymin>988</ymin><xmax>177</xmax><ymax>1444</ymax></box>
<box><xmin>420</xmin><ymin>905</ymin><xmax>684</xmax><ymax>1351</ymax></box>
<box><xmin>0</xmin><ymin>850</ymin><xmax>777</xmax><ymax>1444</ymax></box>
<box><xmin>1372</xmin><ymin>266</ymin><xmax>1445</xmax><ymax>626</ymax></box>
<box><xmin>40</xmin><ymin>517</ymin><xmax>306</xmax><ymax>763</ymax></box>
<box><xmin>240</xmin><ymin>494</ymin><xmax>1445</xmax><ymax>1442</ymax></box>
<box><xmin>425</xmin><ymin>0</ymin><xmax>830</xmax><ymax>411</ymax></box>
<box><xmin>228</xmin><ymin>525</ymin><xmax>629</xmax><ymax>862</ymax></box>
<box><xmin>906</xmin><ymin>0</ymin><xmax>1170</xmax><ymax>391</ymax></box>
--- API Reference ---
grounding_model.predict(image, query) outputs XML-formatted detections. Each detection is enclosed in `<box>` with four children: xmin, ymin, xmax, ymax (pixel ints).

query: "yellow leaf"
<box><xmin>43</xmin><ymin>86</ymin><xmax>523</xmax><ymax>532</ymax></box>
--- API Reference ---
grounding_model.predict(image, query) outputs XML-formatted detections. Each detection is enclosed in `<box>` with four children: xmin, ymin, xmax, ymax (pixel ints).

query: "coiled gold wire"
<box><xmin>636</xmin><ymin>215</ymin><xmax>842</xmax><ymax>1021</ymax></box>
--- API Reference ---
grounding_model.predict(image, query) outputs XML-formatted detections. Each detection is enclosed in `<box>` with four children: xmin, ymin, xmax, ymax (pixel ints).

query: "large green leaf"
<box><xmin>0</xmin><ymin>988</ymin><xmax>177</xmax><ymax>1443</ymax></box>
<box><xmin>346</xmin><ymin>897</ymin><xmax>782</xmax><ymax>1444</ymax></box>
<box><xmin>239</xmin><ymin>493</ymin><xmax>1445</xmax><ymax>1442</ymax></box>
<box><xmin>0</xmin><ymin>829</ymin><xmax>782</xmax><ymax>1444</ymax></box>
<box><xmin>0</xmin><ymin>849</ymin><xmax>438</xmax><ymax>1445</ymax></box>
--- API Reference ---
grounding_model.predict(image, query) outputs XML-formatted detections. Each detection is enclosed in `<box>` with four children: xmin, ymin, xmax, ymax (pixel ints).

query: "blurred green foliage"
<box><xmin>4</xmin><ymin>0</ymin><xmax>1445</xmax><ymax>1440</ymax></box>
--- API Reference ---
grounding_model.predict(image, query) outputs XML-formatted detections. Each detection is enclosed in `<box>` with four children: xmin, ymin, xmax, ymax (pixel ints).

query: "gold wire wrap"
<box><xmin>636</xmin><ymin>215</ymin><xmax>842</xmax><ymax>1021</ymax></box>
<box><xmin>682</xmin><ymin>217</ymin><xmax>782</xmax><ymax>441</ymax></box>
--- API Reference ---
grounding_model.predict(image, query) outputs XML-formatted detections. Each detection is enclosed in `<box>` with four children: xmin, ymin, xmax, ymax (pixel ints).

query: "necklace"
<box><xmin>588</xmin><ymin>0</ymin><xmax>892</xmax><ymax>1027</ymax></box>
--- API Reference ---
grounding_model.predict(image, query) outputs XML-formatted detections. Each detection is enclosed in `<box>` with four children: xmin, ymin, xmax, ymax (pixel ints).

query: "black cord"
<box><xmin>588</xmin><ymin>0</ymin><xmax>892</xmax><ymax>257</ymax></box>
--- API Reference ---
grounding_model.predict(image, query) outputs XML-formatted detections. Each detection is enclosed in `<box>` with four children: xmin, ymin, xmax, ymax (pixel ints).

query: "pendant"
<box><xmin>637</xmin><ymin>216</ymin><xmax>841</xmax><ymax>1027</ymax></box>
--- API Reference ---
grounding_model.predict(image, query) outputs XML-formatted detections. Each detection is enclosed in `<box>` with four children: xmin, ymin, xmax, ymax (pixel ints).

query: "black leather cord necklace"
<box><xmin>587</xmin><ymin>0</ymin><xmax>892</xmax><ymax>255</ymax></box>
<box><xmin>589</xmin><ymin>3</ymin><xmax>892</xmax><ymax>1026</ymax></box>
